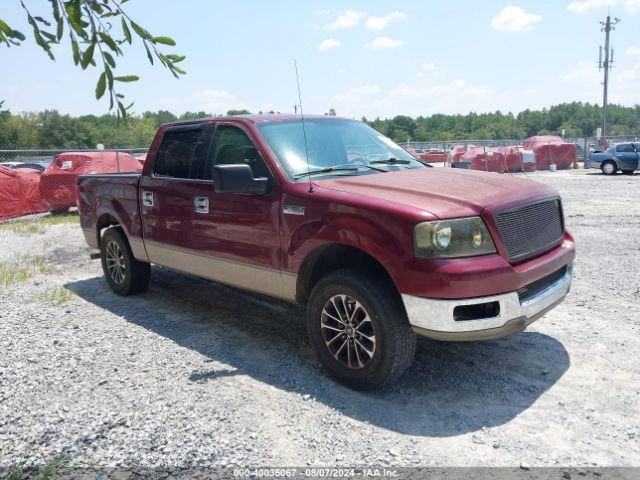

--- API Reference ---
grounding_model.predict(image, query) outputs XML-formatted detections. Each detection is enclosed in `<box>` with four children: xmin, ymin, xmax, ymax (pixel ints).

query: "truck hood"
<box><xmin>316</xmin><ymin>168</ymin><xmax>557</xmax><ymax>218</ymax></box>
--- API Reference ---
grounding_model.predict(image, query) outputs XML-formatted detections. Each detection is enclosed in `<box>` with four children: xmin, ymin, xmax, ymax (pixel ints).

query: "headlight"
<box><xmin>413</xmin><ymin>217</ymin><xmax>496</xmax><ymax>258</ymax></box>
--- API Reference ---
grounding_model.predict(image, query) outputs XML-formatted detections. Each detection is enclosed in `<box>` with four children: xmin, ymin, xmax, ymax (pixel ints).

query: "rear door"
<box><xmin>140</xmin><ymin>122</ymin><xmax>214</xmax><ymax>267</ymax></box>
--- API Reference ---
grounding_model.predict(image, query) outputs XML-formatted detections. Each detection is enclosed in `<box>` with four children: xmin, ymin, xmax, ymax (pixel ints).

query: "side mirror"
<box><xmin>212</xmin><ymin>164</ymin><xmax>269</xmax><ymax>195</ymax></box>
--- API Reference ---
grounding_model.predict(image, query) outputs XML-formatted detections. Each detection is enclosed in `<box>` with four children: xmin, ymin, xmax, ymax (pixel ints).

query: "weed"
<box><xmin>0</xmin><ymin>213</ymin><xmax>79</xmax><ymax>236</ymax></box>
<box><xmin>0</xmin><ymin>255</ymin><xmax>54</xmax><ymax>286</ymax></box>
<box><xmin>37</xmin><ymin>286</ymin><xmax>73</xmax><ymax>306</ymax></box>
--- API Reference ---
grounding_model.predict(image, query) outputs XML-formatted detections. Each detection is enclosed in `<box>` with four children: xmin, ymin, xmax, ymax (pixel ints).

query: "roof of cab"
<box><xmin>160</xmin><ymin>113</ymin><xmax>349</xmax><ymax>129</ymax></box>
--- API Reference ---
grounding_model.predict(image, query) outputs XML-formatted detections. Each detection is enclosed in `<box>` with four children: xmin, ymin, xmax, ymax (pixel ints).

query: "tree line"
<box><xmin>0</xmin><ymin>102</ymin><xmax>638</xmax><ymax>149</ymax></box>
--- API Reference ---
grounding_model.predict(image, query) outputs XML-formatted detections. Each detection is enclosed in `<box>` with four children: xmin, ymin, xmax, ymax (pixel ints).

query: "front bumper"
<box><xmin>402</xmin><ymin>264</ymin><xmax>572</xmax><ymax>341</ymax></box>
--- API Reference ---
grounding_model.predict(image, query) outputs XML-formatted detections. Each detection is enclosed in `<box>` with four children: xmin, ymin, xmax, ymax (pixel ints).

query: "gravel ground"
<box><xmin>0</xmin><ymin>168</ymin><xmax>638</xmax><ymax>470</ymax></box>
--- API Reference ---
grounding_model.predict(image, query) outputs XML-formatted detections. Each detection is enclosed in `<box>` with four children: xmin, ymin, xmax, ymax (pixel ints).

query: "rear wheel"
<box><xmin>100</xmin><ymin>228</ymin><xmax>150</xmax><ymax>296</ymax></box>
<box><xmin>601</xmin><ymin>161</ymin><xmax>617</xmax><ymax>175</ymax></box>
<box><xmin>306</xmin><ymin>269</ymin><xmax>415</xmax><ymax>390</ymax></box>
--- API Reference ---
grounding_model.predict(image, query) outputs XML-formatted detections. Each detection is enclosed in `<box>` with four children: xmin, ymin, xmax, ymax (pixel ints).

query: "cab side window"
<box><xmin>208</xmin><ymin>125</ymin><xmax>271</xmax><ymax>179</ymax></box>
<box><xmin>154</xmin><ymin>125</ymin><xmax>210</xmax><ymax>179</ymax></box>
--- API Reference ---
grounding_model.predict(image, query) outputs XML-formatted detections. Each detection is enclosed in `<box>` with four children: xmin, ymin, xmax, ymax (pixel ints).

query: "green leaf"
<box><xmin>51</xmin><ymin>0</ymin><xmax>61</xmax><ymax>22</ymax></box>
<box><xmin>33</xmin><ymin>16</ymin><xmax>52</xmax><ymax>27</ymax></box>
<box><xmin>81</xmin><ymin>42</ymin><xmax>95</xmax><ymax>69</ymax></box>
<box><xmin>0</xmin><ymin>19</ymin><xmax>25</xmax><ymax>41</ymax></box>
<box><xmin>71</xmin><ymin>38</ymin><xmax>80</xmax><ymax>65</ymax></box>
<box><xmin>152</xmin><ymin>36</ymin><xmax>175</xmax><ymax>46</ymax></box>
<box><xmin>95</xmin><ymin>72</ymin><xmax>106</xmax><ymax>99</ymax></box>
<box><xmin>143</xmin><ymin>41</ymin><xmax>153</xmax><ymax>65</ymax></box>
<box><xmin>129</xmin><ymin>21</ymin><xmax>149</xmax><ymax>39</ymax></box>
<box><xmin>103</xmin><ymin>51</ymin><xmax>116</xmax><ymax>68</ymax></box>
<box><xmin>117</xmin><ymin>100</ymin><xmax>126</xmax><ymax>119</ymax></box>
<box><xmin>98</xmin><ymin>32</ymin><xmax>117</xmax><ymax>52</ymax></box>
<box><xmin>166</xmin><ymin>54</ymin><xmax>186</xmax><ymax>63</ymax></box>
<box><xmin>172</xmin><ymin>65</ymin><xmax>186</xmax><ymax>75</ymax></box>
<box><xmin>41</xmin><ymin>31</ymin><xmax>57</xmax><ymax>42</ymax></box>
<box><xmin>56</xmin><ymin>19</ymin><xmax>63</xmax><ymax>41</ymax></box>
<box><xmin>121</xmin><ymin>18</ymin><xmax>131</xmax><ymax>44</ymax></box>
<box><xmin>114</xmin><ymin>75</ymin><xmax>139</xmax><ymax>82</ymax></box>
<box><xmin>105</xmin><ymin>65</ymin><xmax>113</xmax><ymax>88</ymax></box>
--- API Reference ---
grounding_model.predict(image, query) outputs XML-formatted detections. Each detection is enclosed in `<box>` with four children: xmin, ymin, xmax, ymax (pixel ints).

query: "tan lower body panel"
<box><xmin>145</xmin><ymin>241</ymin><xmax>297</xmax><ymax>302</ymax></box>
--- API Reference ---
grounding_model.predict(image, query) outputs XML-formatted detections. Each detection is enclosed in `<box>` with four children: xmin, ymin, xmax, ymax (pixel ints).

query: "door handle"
<box><xmin>142</xmin><ymin>191</ymin><xmax>154</xmax><ymax>207</ymax></box>
<box><xmin>194</xmin><ymin>196</ymin><xmax>209</xmax><ymax>214</ymax></box>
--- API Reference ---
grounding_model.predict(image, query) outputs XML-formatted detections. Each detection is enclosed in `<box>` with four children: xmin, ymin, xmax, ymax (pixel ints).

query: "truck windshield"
<box><xmin>257</xmin><ymin>118</ymin><xmax>423</xmax><ymax>181</ymax></box>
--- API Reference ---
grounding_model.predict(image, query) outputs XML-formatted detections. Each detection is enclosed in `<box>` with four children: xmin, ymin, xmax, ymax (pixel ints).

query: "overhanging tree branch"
<box><xmin>0</xmin><ymin>0</ymin><xmax>186</xmax><ymax>119</ymax></box>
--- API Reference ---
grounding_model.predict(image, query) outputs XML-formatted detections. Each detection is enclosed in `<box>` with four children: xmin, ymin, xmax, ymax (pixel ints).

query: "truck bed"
<box><xmin>77</xmin><ymin>173</ymin><xmax>142</xmax><ymax>250</ymax></box>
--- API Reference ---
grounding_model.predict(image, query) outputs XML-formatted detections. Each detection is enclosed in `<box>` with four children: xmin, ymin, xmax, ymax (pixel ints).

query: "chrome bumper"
<box><xmin>402</xmin><ymin>264</ymin><xmax>572</xmax><ymax>341</ymax></box>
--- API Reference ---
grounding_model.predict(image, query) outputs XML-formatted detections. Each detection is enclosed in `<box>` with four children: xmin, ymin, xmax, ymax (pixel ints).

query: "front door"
<box><xmin>615</xmin><ymin>143</ymin><xmax>639</xmax><ymax>171</ymax></box>
<box><xmin>183</xmin><ymin>122</ymin><xmax>288</xmax><ymax>299</ymax></box>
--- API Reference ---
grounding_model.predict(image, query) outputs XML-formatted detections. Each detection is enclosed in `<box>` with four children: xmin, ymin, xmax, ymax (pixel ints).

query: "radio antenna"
<box><xmin>295</xmin><ymin>60</ymin><xmax>313</xmax><ymax>193</ymax></box>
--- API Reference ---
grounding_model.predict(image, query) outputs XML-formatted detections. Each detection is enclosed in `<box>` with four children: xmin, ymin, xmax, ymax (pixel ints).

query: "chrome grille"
<box><xmin>494</xmin><ymin>198</ymin><xmax>564</xmax><ymax>262</ymax></box>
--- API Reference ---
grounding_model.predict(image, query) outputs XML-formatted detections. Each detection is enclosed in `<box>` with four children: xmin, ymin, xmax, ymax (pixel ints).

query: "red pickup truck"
<box><xmin>78</xmin><ymin>114</ymin><xmax>575</xmax><ymax>390</ymax></box>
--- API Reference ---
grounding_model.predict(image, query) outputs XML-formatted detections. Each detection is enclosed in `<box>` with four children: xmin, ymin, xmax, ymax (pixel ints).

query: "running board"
<box><xmin>89</xmin><ymin>252</ymin><xmax>101</xmax><ymax>260</ymax></box>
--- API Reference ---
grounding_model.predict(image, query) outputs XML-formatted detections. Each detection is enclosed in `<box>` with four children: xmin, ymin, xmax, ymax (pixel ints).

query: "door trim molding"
<box><xmin>144</xmin><ymin>240</ymin><xmax>297</xmax><ymax>302</ymax></box>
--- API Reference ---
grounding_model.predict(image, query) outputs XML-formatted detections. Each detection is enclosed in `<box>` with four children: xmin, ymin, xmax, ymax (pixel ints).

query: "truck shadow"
<box><xmin>66</xmin><ymin>268</ymin><xmax>570</xmax><ymax>437</ymax></box>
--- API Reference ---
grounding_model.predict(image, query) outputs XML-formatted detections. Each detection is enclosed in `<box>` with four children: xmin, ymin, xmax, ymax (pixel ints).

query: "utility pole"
<box><xmin>598</xmin><ymin>14</ymin><xmax>620</xmax><ymax>140</ymax></box>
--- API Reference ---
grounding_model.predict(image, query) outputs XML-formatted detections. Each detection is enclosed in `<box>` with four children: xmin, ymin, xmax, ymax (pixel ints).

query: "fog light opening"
<box><xmin>453</xmin><ymin>301</ymin><xmax>500</xmax><ymax>321</ymax></box>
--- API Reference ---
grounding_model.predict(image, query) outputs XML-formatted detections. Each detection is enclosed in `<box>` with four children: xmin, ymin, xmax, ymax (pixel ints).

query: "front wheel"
<box><xmin>100</xmin><ymin>228</ymin><xmax>150</xmax><ymax>296</ymax></box>
<box><xmin>306</xmin><ymin>269</ymin><xmax>415</xmax><ymax>390</ymax></box>
<box><xmin>601</xmin><ymin>161</ymin><xmax>617</xmax><ymax>175</ymax></box>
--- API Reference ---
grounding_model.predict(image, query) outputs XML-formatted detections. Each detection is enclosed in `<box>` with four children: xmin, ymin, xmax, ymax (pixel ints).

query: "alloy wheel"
<box><xmin>105</xmin><ymin>240</ymin><xmax>126</xmax><ymax>284</ymax></box>
<box><xmin>320</xmin><ymin>294</ymin><xmax>376</xmax><ymax>369</ymax></box>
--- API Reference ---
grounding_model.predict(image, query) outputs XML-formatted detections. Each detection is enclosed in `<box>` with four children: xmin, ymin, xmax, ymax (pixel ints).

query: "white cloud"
<box><xmin>159</xmin><ymin>89</ymin><xmax>250</xmax><ymax>114</ymax></box>
<box><xmin>561</xmin><ymin>56</ymin><xmax>640</xmax><ymax>107</ymax></box>
<box><xmin>318</xmin><ymin>39</ymin><xmax>341</xmax><ymax>52</ymax></box>
<box><xmin>491</xmin><ymin>6</ymin><xmax>541</xmax><ymax>32</ymax></box>
<box><xmin>411</xmin><ymin>62</ymin><xmax>438</xmax><ymax>79</ymax></box>
<box><xmin>366</xmin><ymin>36</ymin><xmax>404</xmax><ymax>50</ymax></box>
<box><xmin>391</xmin><ymin>79</ymin><xmax>494</xmax><ymax>99</ymax></box>
<box><xmin>326</xmin><ymin>10</ymin><xmax>365</xmax><ymax>30</ymax></box>
<box><xmin>626</xmin><ymin>46</ymin><xmax>640</xmax><ymax>58</ymax></box>
<box><xmin>365</xmin><ymin>11</ymin><xmax>407</xmax><ymax>31</ymax></box>
<box><xmin>566</xmin><ymin>0</ymin><xmax>640</xmax><ymax>14</ymax></box>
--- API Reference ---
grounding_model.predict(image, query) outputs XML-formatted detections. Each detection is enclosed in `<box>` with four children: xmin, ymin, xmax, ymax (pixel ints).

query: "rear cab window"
<box><xmin>153</xmin><ymin>124</ymin><xmax>211</xmax><ymax>180</ymax></box>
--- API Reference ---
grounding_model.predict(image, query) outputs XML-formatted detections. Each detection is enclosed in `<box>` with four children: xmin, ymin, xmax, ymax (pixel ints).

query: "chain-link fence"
<box><xmin>0</xmin><ymin>148</ymin><xmax>148</xmax><ymax>222</ymax></box>
<box><xmin>401</xmin><ymin>135</ymin><xmax>639</xmax><ymax>164</ymax></box>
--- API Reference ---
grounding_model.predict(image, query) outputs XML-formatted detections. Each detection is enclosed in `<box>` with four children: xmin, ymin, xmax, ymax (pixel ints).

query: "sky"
<box><xmin>1</xmin><ymin>0</ymin><xmax>639</xmax><ymax>119</ymax></box>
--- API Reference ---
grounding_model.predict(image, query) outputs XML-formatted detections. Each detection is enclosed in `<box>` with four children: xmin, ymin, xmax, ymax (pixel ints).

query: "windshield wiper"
<box><xmin>370</xmin><ymin>157</ymin><xmax>411</xmax><ymax>165</ymax></box>
<box><xmin>294</xmin><ymin>162</ymin><xmax>387</xmax><ymax>178</ymax></box>
<box><xmin>294</xmin><ymin>166</ymin><xmax>358</xmax><ymax>178</ymax></box>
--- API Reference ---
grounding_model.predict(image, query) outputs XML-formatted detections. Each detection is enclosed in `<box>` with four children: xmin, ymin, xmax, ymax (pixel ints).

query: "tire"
<box><xmin>100</xmin><ymin>228</ymin><xmax>150</xmax><ymax>296</ymax></box>
<box><xmin>622</xmin><ymin>170</ymin><xmax>635</xmax><ymax>175</ymax></box>
<box><xmin>306</xmin><ymin>269</ymin><xmax>416</xmax><ymax>390</ymax></box>
<box><xmin>601</xmin><ymin>161</ymin><xmax>617</xmax><ymax>175</ymax></box>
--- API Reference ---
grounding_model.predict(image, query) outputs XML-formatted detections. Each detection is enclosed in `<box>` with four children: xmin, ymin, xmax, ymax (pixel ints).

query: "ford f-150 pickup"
<box><xmin>77</xmin><ymin>114</ymin><xmax>575</xmax><ymax>390</ymax></box>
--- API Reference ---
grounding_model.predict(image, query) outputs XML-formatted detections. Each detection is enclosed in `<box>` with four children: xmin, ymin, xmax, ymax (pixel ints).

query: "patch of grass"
<box><xmin>0</xmin><ymin>213</ymin><xmax>79</xmax><ymax>236</ymax></box>
<box><xmin>5</xmin><ymin>456</ymin><xmax>71</xmax><ymax>480</ymax></box>
<box><xmin>37</xmin><ymin>285</ymin><xmax>73</xmax><ymax>306</ymax></box>
<box><xmin>0</xmin><ymin>255</ymin><xmax>54</xmax><ymax>286</ymax></box>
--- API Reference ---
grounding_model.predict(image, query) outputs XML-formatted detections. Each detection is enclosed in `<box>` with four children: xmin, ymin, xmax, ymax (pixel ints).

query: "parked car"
<box><xmin>41</xmin><ymin>151</ymin><xmax>142</xmax><ymax>213</ymax></box>
<box><xmin>586</xmin><ymin>143</ymin><xmax>639</xmax><ymax>175</ymax></box>
<box><xmin>77</xmin><ymin>115</ymin><xmax>575</xmax><ymax>390</ymax></box>
<box><xmin>0</xmin><ymin>161</ymin><xmax>47</xmax><ymax>172</ymax></box>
